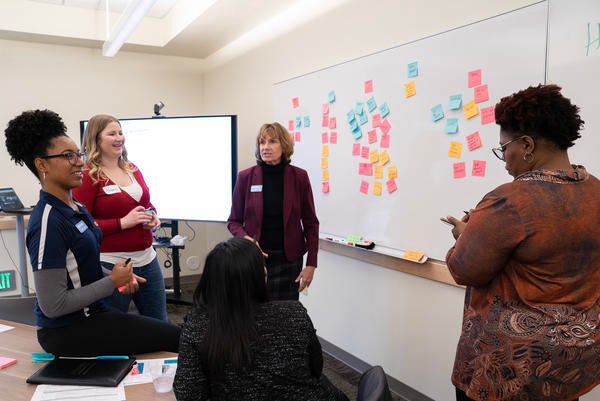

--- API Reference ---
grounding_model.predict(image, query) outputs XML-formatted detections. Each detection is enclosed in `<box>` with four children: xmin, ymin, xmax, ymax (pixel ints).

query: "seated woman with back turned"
<box><xmin>174</xmin><ymin>236</ymin><xmax>349</xmax><ymax>401</ymax></box>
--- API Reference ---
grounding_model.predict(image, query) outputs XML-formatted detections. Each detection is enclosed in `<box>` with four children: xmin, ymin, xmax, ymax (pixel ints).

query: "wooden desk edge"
<box><xmin>319</xmin><ymin>239</ymin><xmax>462</xmax><ymax>288</ymax></box>
<box><xmin>0</xmin><ymin>215</ymin><xmax>30</xmax><ymax>230</ymax></box>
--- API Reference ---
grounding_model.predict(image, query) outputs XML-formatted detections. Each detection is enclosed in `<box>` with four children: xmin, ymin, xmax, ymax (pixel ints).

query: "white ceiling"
<box><xmin>0</xmin><ymin>0</ymin><xmax>350</xmax><ymax>62</ymax></box>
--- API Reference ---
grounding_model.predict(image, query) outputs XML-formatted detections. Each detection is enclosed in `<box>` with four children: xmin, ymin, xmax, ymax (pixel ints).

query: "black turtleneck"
<box><xmin>260</xmin><ymin>162</ymin><xmax>284</xmax><ymax>251</ymax></box>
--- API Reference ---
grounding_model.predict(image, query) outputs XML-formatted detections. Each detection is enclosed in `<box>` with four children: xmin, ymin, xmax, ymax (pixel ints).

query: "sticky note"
<box><xmin>322</xmin><ymin>132</ymin><xmax>329</xmax><ymax>144</ymax></box>
<box><xmin>445</xmin><ymin>118</ymin><xmax>459</xmax><ymax>134</ymax></box>
<box><xmin>294</xmin><ymin>132</ymin><xmax>301</xmax><ymax>142</ymax></box>
<box><xmin>403</xmin><ymin>250</ymin><xmax>425</xmax><ymax>262</ymax></box>
<box><xmin>329</xmin><ymin>117</ymin><xmax>337</xmax><ymax>129</ymax></box>
<box><xmin>355</xmin><ymin>102</ymin><xmax>364</xmax><ymax>115</ymax></box>
<box><xmin>295</xmin><ymin>116</ymin><xmax>302</xmax><ymax>128</ymax></box>
<box><xmin>367</xmin><ymin>129</ymin><xmax>377</xmax><ymax>144</ymax></box>
<box><xmin>360</xmin><ymin>180</ymin><xmax>369</xmax><ymax>194</ymax></box>
<box><xmin>379</xmin><ymin>119</ymin><xmax>391</xmax><ymax>135</ymax></box>
<box><xmin>352</xmin><ymin>127</ymin><xmax>362</xmax><ymax>140</ymax></box>
<box><xmin>472</xmin><ymin>160</ymin><xmax>486</xmax><ymax>177</ymax></box>
<box><xmin>374</xmin><ymin>165</ymin><xmax>383</xmax><ymax>178</ymax></box>
<box><xmin>388</xmin><ymin>165</ymin><xmax>398</xmax><ymax>179</ymax></box>
<box><xmin>322</xmin><ymin>170</ymin><xmax>329</xmax><ymax>181</ymax></box>
<box><xmin>358</xmin><ymin>112</ymin><xmax>368</xmax><ymax>126</ymax></box>
<box><xmin>321</xmin><ymin>158</ymin><xmax>328</xmax><ymax>169</ymax></box>
<box><xmin>322</xmin><ymin>115</ymin><xmax>329</xmax><ymax>127</ymax></box>
<box><xmin>292</xmin><ymin>97</ymin><xmax>299</xmax><ymax>108</ymax></box>
<box><xmin>347</xmin><ymin>110</ymin><xmax>356</xmax><ymax>123</ymax></box>
<box><xmin>463</xmin><ymin>100</ymin><xmax>479</xmax><ymax>120</ymax></box>
<box><xmin>380</xmin><ymin>134</ymin><xmax>390</xmax><ymax>148</ymax></box>
<box><xmin>365</xmin><ymin>80</ymin><xmax>373</xmax><ymax>93</ymax></box>
<box><xmin>386</xmin><ymin>179</ymin><xmax>397</xmax><ymax>194</ymax></box>
<box><xmin>367</xmin><ymin>97</ymin><xmax>377</xmax><ymax>112</ymax></box>
<box><xmin>322</xmin><ymin>182</ymin><xmax>330</xmax><ymax>193</ymax></box>
<box><xmin>431</xmin><ymin>104</ymin><xmax>444</xmax><ymax>122</ymax></box>
<box><xmin>322</xmin><ymin>103</ymin><xmax>330</xmax><ymax>115</ymax></box>
<box><xmin>448</xmin><ymin>141</ymin><xmax>463</xmax><ymax>158</ymax></box>
<box><xmin>474</xmin><ymin>84</ymin><xmax>489</xmax><ymax>103</ymax></box>
<box><xmin>359</xmin><ymin>163</ymin><xmax>373</xmax><ymax>176</ymax></box>
<box><xmin>468</xmin><ymin>69</ymin><xmax>482</xmax><ymax>88</ymax></box>
<box><xmin>303</xmin><ymin>116</ymin><xmax>310</xmax><ymax>127</ymax></box>
<box><xmin>0</xmin><ymin>357</ymin><xmax>17</xmax><ymax>369</ymax></box>
<box><xmin>330</xmin><ymin>131</ymin><xmax>338</xmax><ymax>144</ymax></box>
<box><xmin>361</xmin><ymin>146</ymin><xmax>370</xmax><ymax>159</ymax></box>
<box><xmin>328</xmin><ymin>90</ymin><xmax>336</xmax><ymax>103</ymax></box>
<box><xmin>466</xmin><ymin>131</ymin><xmax>482</xmax><ymax>151</ymax></box>
<box><xmin>373</xmin><ymin>181</ymin><xmax>382</xmax><ymax>196</ymax></box>
<box><xmin>407</xmin><ymin>61</ymin><xmax>418</xmax><ymax>78</ymax></box>
<box><xmin>380</xmin><ymin>150</ymin><xmax>390</xmax><ymax>166</ymax></box>
<box><xmin>379</xmin><ymin>102</ymin><xmax>390</xmax><ymax>118</ymax></box>
<box><xmin>372</xmin><ymin>114</ymin><xmax>381</xmax><ymax>128</ymax></box>
<box><xmin>369</xmin><ymin>149</ymin><xmax>379</xmax><ymax>164</ymax></box>
<box><xmin>453</xmin><ymin>162</ymin><xmax>466</xmax><ymax>179</ymax></box>
<box><xmin>404</xmin><ymin>81</ymin><xmax>416</xmax><ymax>98</ymax></box>
<box><xmin>352</xmin><ymin>143</ymin><xmax>361</xmax><ymax>156</ymax></box>
<box><xmin>448</xmin><ymin>94</ymin><xmax>462</xmax><ymax>110</ymax></box>
<box><xmin>481</xmin><ymin>106</ymin><xmax>496</xmax><ymax>125</ymax></box>
<box><xmin>321</xmin><ymin>145</ymin><xmax>329</xmax><ymax>157</ymax></box>
<box><xmin>288</xmin><ymin>120</ymin><xmax>294</xmax><ymax>131</ymax></box>
<box><xmin>349</xmin><ymin>118</ymin><xmax>359</xmax><ymax>132</ymax></box>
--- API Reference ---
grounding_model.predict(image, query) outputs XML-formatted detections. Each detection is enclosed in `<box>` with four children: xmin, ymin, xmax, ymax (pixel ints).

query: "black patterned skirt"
<box><xmin>264</xmin><ymin>250</ymin><xmax>303</xmax><ymax>301</ymax></box>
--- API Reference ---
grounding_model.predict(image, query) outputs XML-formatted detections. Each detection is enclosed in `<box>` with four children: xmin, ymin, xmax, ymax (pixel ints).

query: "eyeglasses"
<box><xmin>41</xmin><ymin>150</ymin><xmax>86</xmax><ymax>165</ymax></box>
<box><xmin>491</xmin><ymin>136</ymin><xmax>527</xmax><ymax>161</ymax></box>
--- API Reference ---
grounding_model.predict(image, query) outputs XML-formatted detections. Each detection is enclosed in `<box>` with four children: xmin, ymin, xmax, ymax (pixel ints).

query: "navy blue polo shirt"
<box><xmin>26</xmin><ymin>191</ymin><xmax>107</xmax><ymax>328</ymax></box>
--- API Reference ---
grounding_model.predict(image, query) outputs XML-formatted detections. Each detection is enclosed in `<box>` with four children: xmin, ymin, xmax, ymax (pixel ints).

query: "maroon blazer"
<box><xmin>227</xmin><ymin>164</ymin><xmax>319</xmax><ymax>267</ymax></box>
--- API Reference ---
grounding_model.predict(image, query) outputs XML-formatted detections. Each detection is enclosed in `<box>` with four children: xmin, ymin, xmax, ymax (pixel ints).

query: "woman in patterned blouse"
<box><xmin>444</xmin><ymin>84</ymin><xmax>600</xmax><ymax>401</ymax></box>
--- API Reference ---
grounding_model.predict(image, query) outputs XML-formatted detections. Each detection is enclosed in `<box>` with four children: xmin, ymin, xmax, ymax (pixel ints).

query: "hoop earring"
<box><xmin>523</xmin><ymin>152</ymin><xmax>534</xmax><ymax>164</ymax></box>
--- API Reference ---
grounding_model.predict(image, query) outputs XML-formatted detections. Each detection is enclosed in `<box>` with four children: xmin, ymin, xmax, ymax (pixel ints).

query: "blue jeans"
<box><xmin>101</xmin><ymin>256</ymin><xmax>168</xmax><ymax>321</ymax></box>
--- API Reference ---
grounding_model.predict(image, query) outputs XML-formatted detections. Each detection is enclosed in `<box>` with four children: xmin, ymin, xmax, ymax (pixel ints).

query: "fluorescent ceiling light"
<box><xmin>103</xmin><ymin>0</ymin><xmax>158</xmax><ymax>57</ymax></box>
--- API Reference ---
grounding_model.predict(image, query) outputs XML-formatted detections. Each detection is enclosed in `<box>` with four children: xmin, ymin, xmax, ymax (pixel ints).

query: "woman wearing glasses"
<box><xmin>4</xmin><ymin>109</ymin><xmax>179</xmax><ymax>356</ymax></box>
<box><xmin>72</xmin><ymin>114</ymin><xmax>168</xmax><ymax>321</ymax></box>
<box><xmin>444</xmin><ymin>84</ymin><xmax>600</xmax><ymax>401</ymax></box>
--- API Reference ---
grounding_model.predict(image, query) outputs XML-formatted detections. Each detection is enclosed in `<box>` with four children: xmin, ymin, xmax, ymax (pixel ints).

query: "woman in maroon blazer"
<box><xmin>228</xmin><ymin>122</ymin><xmax>319</xmax><ymax>301</ymax></box>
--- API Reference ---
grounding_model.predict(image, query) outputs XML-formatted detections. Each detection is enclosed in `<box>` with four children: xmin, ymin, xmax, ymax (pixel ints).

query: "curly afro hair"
<box><xmin>5</xmin><ymin>109</ymin><xmax>67</xmax><ymax>177</ymax></box>
<box><xmin>494</xmin><ymin>84</ymin><xmax>583</xmax><ymax>149</ymax></box>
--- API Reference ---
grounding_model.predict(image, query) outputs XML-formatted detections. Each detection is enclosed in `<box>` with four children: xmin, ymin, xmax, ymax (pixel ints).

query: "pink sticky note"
<box><xmin>321</xmin><ymin>132</ymin><xmax>329</xmax><ymax>144</ymax></box>
<box><xmin>322</xmin><ymin>181</ymin><xmax>330</xmax><ymax>193</ymax></box>
<box><xmin>292</xmin><ymin>97</ymin><xmax>299</xmax><ymax>108</ymax></box>
<box><xmin>352</xmin><ymin>143</ymin><xmax>360</xmax><ymax>156</ymax></box>
<box><xmin>372</xmin><ymin>114</ymin><xmax>381</xmax><ymax>128</ymax></box>
<box><xmin>367</xmin><ymin>130</ymin><xmax>377</xmax><ymax>144</ymax></box>
<box><xmin>468</xmin><ymin>69</ymin><xmax>481</xmax><ymax>88</ymax></box>
<box><xmin>474</xmin><ymin>84</ymin><xmax>489</xmax><ymax>103</ymax></box>
<box><xmin>466</xmin><ymin>131</ymin><xmax>482</xmax><ymax>151</ymax></box>
<box><xmin>472</xmin><ymin>160</ymin><xmax>486</xmax><ymax>177</ymax></box>
<box><xmin>386</xmin><ymin>179</ymin><xmax>397</xmax><ymax>194</ymax></box>
<box><xmin>364</xmin><ymin>80</ymin><xmax>373</xmax><ymax>94</ymax></box>
<box><xmin>329</xmin><ymin>117</ymin><xmax>337</xmax><ymax>129</ymax></box>
<box><xmin>330</xmin><ymin>132</ymin><xmax>338</xmax><ymax>144</ymax></box>
<box><xmin>361</xmin><ymin>146</ymin><xmax>370</xmax><ymax>159</ymax></box>
<box><xmin>322</xmin><ymin>103</ymin><xmax>329</xmax><ymax>115</ymax></box>
<box><xmin>359</xmin><ymin>163</ymin><xmax>373</xmax><ymax>176</ymax></box>
<box><xmin>295</xmin><ymin>132</ymin><xmax>301</xmax><ymax>142</ymax></box>
<box><xmin>379</xmin><ymin>119</ymin><xmax>391</xmax><ymax>135</ymax></box>
<box><xmin>288</xmin><ymin>120</ymin><xmax>294</xmax><ymax>131</ymax></box>
<box><xmin>481</xmin><ymin>106</ymin><xmax>496</xmax><ymax>125</ymax></box>
<box><xmin>380</xmin><ymin>134</ymin><xmax>390</xmax><ymax>148</ymax></box>
<box><xmin>453</xmin><ymin>162</ymin><xmax>466</xmax><ymax>179</ymax></box>
<box><xmin>360</xmin><ymin>180</ymin><xmax>369</xmax><ymax>194</ymax></box>
<box><xmin>321</xmin><ymin>115</ymin><xmax>329</xmax><ymax>127</ymax></box>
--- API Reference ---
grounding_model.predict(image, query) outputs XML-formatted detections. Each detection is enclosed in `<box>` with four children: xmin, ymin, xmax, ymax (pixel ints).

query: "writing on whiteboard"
<box><xmin>586</xmin><ymin>22</ymin><xmax>600</xmax><ymax>56</ymax></box>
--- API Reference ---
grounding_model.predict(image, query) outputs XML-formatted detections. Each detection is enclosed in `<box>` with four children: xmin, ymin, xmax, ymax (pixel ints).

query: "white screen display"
<box><xmin>81</xmin><ymin>116</ymin><xmax>237</xmax><ymax>222</ymax></box>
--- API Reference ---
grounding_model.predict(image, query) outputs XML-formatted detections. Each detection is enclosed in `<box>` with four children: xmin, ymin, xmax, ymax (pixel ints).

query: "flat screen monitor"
<box><xmin>80</xmin><ymin>115</ymin><xmax>237</xmax><ymax>222</ymax></box>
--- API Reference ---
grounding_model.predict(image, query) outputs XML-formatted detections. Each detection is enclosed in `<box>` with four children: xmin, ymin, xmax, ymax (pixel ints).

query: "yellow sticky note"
<box><xmin>463</xmin><ymin>100</ymin><xmax>479</xmax><ymax>120</ymax></box>
<box><xmin>374</xmin><ymin>166</ymin><xmax>383</xmax><ymax>179</ymax></box>
<box><xmin>380</xmin><ymin>150</ymin><xmax>390</xmax><ymax>166</ymax></box>
<box><xmin>448</xmin><ymin>141</ymin><xmax>463</xmax><ymax>158</ymax></box>
<box><xmin>388</xmin><ymin>165</ymin><xmax>398</xmax><ymax>179</ymax></box>
<box><xmin>322</xmin><ymin>170</ymin><xmax>329</xmax><ymax>181</ymax></box>
<box><xmin>404</xmin><ymin>81</ymin><xmax>416</xmax><ymax>98</ymax></box>
<box><xmin>321</xmin><ymin>158</ymin><xmax>328</xmax><ymax>169</ymax></box>
<box><xmin>321</xmin><ymin>145</ymin><xmax>329</xmax><ymax>157</ymax></box>
<box><xmin>403</xmin><ymin>249</ymin><xmax>425</xmax><ymax>262</ymax></box>
<box><xmin>373</xmin><ymin>181</ymin><xmax>382</xmax><ymax>195</ymax></box>
<box><xmin>369</xmin><ymin>149</ymin><xmax>379</xmax><ymax>164</ymax></box>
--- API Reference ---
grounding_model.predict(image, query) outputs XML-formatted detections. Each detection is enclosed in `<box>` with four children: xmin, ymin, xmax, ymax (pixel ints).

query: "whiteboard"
<box><xmin>273</xmin><ymin>2</ymin><xmax>547</xmax><ymax>261</ymax></box>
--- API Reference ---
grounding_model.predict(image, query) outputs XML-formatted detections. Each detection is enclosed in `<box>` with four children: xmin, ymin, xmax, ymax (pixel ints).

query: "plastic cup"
<box><xmin>151</xmin><ymin>363</ymin><xmax>176</xmax><ymax>393</ymax></box>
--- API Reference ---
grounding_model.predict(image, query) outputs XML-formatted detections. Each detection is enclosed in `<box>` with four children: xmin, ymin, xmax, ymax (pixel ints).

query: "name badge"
<box><xmin>102</xmin><ymin>185</ymin><xmax>121</xmax><ymax>195</ymax></box>
<box><xmin>75</xmin><ymin>220</ymin><xmax>88</xmax><ymax>233</ymax></box>
<box><xmin>250</xmin><ymin>185</ymin><xmax>263</xmax><ymax>193</ymax></box>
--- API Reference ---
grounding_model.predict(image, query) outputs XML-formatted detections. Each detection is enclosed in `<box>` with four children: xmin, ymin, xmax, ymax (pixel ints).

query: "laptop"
<box><xmin>0</xmin><ymin>187</ymin><xmax>33</xmax><ymax>213</ymax></box>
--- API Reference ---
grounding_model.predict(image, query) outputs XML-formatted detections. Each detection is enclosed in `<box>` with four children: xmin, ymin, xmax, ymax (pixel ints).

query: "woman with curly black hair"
<box><xmin>444</xmin><ymin>84</ymin><xmax>600</xmax><ymax>401</ymax></box>
<box><xmin>4</xmin><ymin>109</ymin><xmax>180</xmax><ymax>356</ymax></box>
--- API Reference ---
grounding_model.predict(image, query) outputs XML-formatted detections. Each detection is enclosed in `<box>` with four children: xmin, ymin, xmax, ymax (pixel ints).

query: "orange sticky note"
<box><xmin>474</xmin><ymin>84</ymin><xmax>489</xmax><ymax>103</ymax></box>
<box><xmin>388</xmin><ymin>165</ymin><xmax>398</xmax><ymax>179</ymax></box>
<box><xmin>369</xmin><ymin>149</ymin><xmax>379</xmax><ymax>164</ymax></box>
<box><xmin>322</xmin><ymin>181</ymin><xmax>329</xmax><ymax>193</ymax></box>
<box><xmin>322</xmin><ymin>170</ymin><xmax>329</xmax><ymax>181</ymax></box>
<box><xmin>374</xmin><ymin>165</ymin><xmax>383</xmax><ymax>178</ymax></box>
<box><xmin>373</xmin><ymin>181</ymin><xmax>382</xmax><ymax>196</ymax></box>
<box><xmin>453</xmin><ymin>162</ymin><xmax>466</xmax><ymax>178</ymax></box>
<box><xmin>403</xmin><ymin>249</ymin><xmax>425</xmax><ymax>262</ymax></box>
<box><xmin>321</xmin><ymin>158</ymin><xmax>328</xmax><ymax>169</ymax></box>
<box><xmin>380</xmin><ymin>150</ymin><xmax>390</xmax><ymax>166</ymax></box>
<box><xmin>463</xmin><ymin>100</ymin><xmax>479</xmax><ymax>120</ymax></box>
<box><xmin>472</xmin><ymin>160</ymin><xmax>486</xmax><ymax>177</ymax></box>
<box><xmin>404</xmin><ymin>81</ymin><xmax>416</xmax><ymax>98</ymax></box>
<box><xmin>466</xmin><ymin>131</ymin><xmax>482</xmax><ymax>151</ymax></box>
<box><xmin>321</xmin><ymin>145</ymin><xmax>329</xmax><ymax>157</ymax></box>
<box><xmin>448</xmin><ymin>141</ymin><xmax>463</xmax><ymax>159</ymax></box>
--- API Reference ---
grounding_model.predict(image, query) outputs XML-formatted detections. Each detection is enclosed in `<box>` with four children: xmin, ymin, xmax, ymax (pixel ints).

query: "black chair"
<box><xmin>0</xmin><ymin>296</ymin><xmax>37</xmax><ymax>325</ymax></box>
<box><xmin>356</xmin><ymin>365</ymin><xmax>393</xmax><ymax>401</ymax></box>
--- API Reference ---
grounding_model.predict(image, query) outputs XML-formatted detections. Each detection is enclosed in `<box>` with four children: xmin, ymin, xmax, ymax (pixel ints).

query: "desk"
<box><xmin>0</xmin><ymin>212</ymin><xmax>30</xmax><ymax>297</ymax></box>
<box><xmin>0</xmin><ymin>319</ymin><xmax>176</xmax><ymax>401</ymax></box>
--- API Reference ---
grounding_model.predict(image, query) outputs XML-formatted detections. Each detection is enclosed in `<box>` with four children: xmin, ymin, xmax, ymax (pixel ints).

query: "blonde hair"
<box><xmin>82</xmin><ymin>114</ymin><xmax>134</xmax><ymax>183</ymax></box>
<box><xmin>254</xmin><ymin>122</ymin><xmax>294</xmax><ymax>164</ymax></box>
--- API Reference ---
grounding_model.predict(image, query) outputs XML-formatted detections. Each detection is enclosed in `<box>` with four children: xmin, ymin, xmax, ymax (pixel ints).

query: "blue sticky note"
<box><xmin>347</xmin><ymin>110</ymin><xmax>356</xmax><ymax>123</ymax></box>
<box><xmin>445</xmin><ymin>118</ymin><xmax>459</xmax><ymax>134</ymax></box>
<box><xmin>408</xmin><ymin>62</ymin><xmax>419</xmax><ymax>78</ymax></box>
<box><xmin>355</xmin><ymin>102</ymin><xmax>364</xmax><ymax>115</ymax></box>
<box><xmin>303</xmin><ymin>116</ymin><xmax>310</xmax><ymax>127</ymax></box>
<box><xmin>378</xmin><ymin>102</ymin><xmax>390</xmax><ymax>118</ymax></box>
<box><xmin>448</xmin><ymin>94</ymin><xmax>462</xmax><ymax>110</ymax></box>
<box><xmin>328</xmin><ymin>90</ymin><xmax>336</xmax><ymax>103</ymax></box>
<box><xmin>352</xmin><ymin>127</ymin><xmax>363</xmax><ymax>140</ymax></box>
<box><xmin>137</xmin><ymin>362</ymin><xmax>145</xmax><ymax>373</ymax></box>
<box><xmin>358</xmin><ymin>112</ymin><xmax>368</xmax><ymax>126</ymax></box>
<box><xmin>431</xmin><ymin>104</ymin><xmax>444</xmax><ymax>122</ymax></box>
<box><xmin>349</xmin><ymin>118</ymin><xmax>359</xmax><ymax>131</ymax></box>
<box><xmin>366</xmin><ymin>97</ymin><xmax>377</xmax><ymax>113</ymax></box>
<box><xmin>295</xmin><ymin>116</ymin><xmax>302</xmax><ymax>128</ymax></box>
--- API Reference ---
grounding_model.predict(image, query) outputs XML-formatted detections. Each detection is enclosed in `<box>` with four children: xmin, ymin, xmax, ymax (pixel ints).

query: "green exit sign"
<box><xmin>0</xmin><ymin>270</ymin><xmax>16</xmax><ymax>292</ymax></box>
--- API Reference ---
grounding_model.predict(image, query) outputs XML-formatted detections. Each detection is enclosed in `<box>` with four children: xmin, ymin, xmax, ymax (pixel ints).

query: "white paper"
<box><xmin>0</xmin><ymin>323</ymin><xmax>15</xmax><ymax>333</ymax></box>
<box><xmin>122</xmin><ymin>358</ymin><xmax>178</xmax><ymax>386</ymax></box>
<box><xmin>30</xmin><ymin>384</ymin><xmax>125</xmax><ymax>401</ymax></box>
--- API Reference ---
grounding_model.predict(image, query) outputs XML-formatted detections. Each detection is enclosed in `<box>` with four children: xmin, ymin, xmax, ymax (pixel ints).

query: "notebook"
<box><xmin>26</xmin><ymin>357</ymin><xmax>136</xmax><ymax>387</ymax></box>
<box><xmin>0</xmin><ymin>187</ymin><xmax>33</xmax><ymax>213</ymax></box>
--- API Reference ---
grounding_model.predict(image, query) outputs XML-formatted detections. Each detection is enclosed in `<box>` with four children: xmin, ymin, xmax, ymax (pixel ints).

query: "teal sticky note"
<box><xmin>445</xmin><ymin>118</ymin><xmax>459</xmax><ymax>134</ymax></box>
<box><xmin>448</xmin><ymin>94</ymin><xmax>462</xmax><ymax>110</ymax></box>
<box><xmin>349</xmin><ymin>118</ymin><xmax>359</xmax><ymax>131</ymax></box>
<box><xmin>408</xmin><ymin>62</ymin><xmax>419</xmax><ymax>78</ymax></box>
<box><xmin>303</xmin><ymin>116</ymin><xmax>310</xmax><ymax>127</ymax></box>
<box><xmin>431</xmin><ymin>104</ymin><xmax>444</xmax><ymax>122</ymax></box>
<box><xmin>358</xmin><ymin>112</ymin><xmax>368</xmax><ymax>126</ymax></box>
<box><xmin>347</xmin><ymin>110</ymin><xmax>356</xmax><ymax>123</ymax></box>
<box><xmin>352</xmin><ymin>126</ymin><xmax>363</xmax><ymax>140</ymax></box>
<box><xmin>355</xmin><ymin>102</ymin><xmax>364</xmax><ymax>115</ymax></box>
<box><xmin>295</xmin><ymin>116</ymin><xmax>302</xmax><ymax>128</ymax></box>
<box><xmin>366</xmin><ymin>97</ymin><xmax>377</xmax><ymax>113</ymax></box>
<box><xmin>328</xmin><ymin>90</ymin><xmax>336</xmax><ymax>103</ymax></box>
<box><xmin>378</xmin><ymin>102</ymin><xmax>390</xmax><ymax>118</ymax></box>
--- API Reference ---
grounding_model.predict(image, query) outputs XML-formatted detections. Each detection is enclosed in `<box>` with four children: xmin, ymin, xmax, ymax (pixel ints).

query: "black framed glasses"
<box><xmin>41</xmin><ymin>150</ymin><xmax>86</xmax><ymax>166</ymax></box>
<box><xmin>491</xmin><ymin>135</ymin><xmax>527</xmax><ymax>161</ymax></box>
